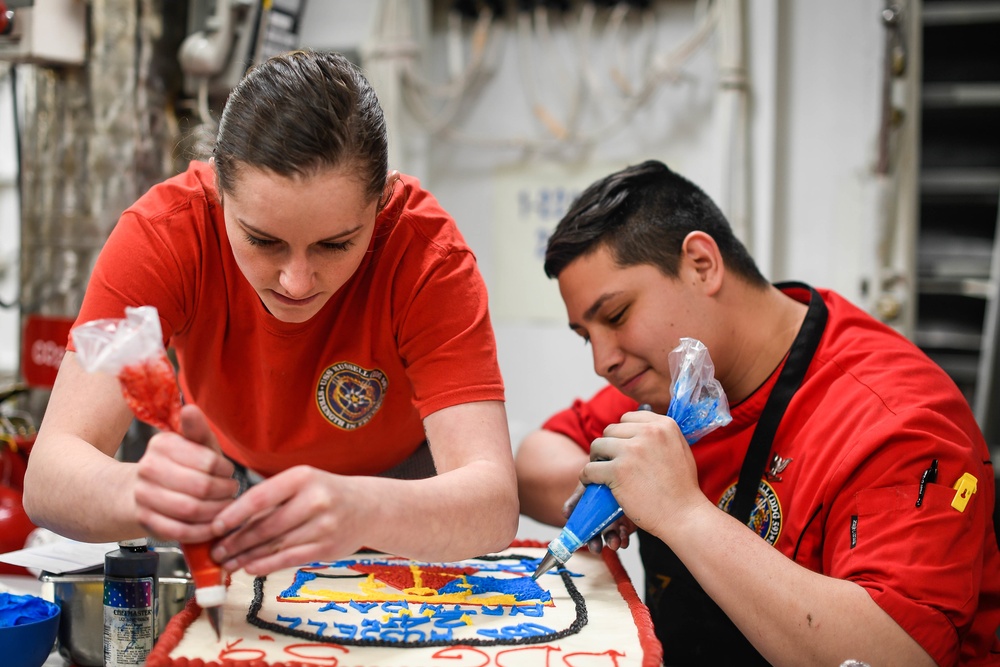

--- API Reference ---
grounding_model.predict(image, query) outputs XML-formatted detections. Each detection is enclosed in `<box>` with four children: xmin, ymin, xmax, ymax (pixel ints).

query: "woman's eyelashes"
<box><xmin>244</xmin><ymin>233</ymin><xmax>276</xmax><ymax>247</ymax></box>
<box><xmin>243</xmin><ymin>233</ymin><xmax>354</xmax><ymax>253</ymax></box>
<box><xmin>319</xmin><ymin>240</ymin><xmax>354</xmax><ymax>252</ymax></box>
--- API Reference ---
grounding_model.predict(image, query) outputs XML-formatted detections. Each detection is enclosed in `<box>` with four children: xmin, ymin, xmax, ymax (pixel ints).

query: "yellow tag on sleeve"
<box><xmin>951</xmin><ymin>473</ymin><xmax>978</xmax><ymax>512</ymax></box>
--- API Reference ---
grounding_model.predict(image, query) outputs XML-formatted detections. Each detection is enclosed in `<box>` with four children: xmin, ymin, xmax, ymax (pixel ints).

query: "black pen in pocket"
<box><xmin>916</xmin><ymin>458</ymin><xmax>938</xmax><ymax>508</ymax></box>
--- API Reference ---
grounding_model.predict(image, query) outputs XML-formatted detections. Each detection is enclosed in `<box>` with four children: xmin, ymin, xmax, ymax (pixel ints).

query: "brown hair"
<box><xmin>213</xmin><ymin>50</ymin><xmax>388</xmax><ymax>204</ymax></box>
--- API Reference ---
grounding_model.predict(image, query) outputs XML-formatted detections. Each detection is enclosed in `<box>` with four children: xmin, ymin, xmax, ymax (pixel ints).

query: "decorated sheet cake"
<box><xmin>147</xmin><ymin>542</ymin><xmax>661</xmax><ymax>666</ymax></box>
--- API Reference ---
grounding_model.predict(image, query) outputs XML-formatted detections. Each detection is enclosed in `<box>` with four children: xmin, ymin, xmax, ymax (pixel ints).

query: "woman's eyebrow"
<box><xmin>238</xmin><ymin>219</ymin><xmax>366</xmax><ymax>242</ymax></box>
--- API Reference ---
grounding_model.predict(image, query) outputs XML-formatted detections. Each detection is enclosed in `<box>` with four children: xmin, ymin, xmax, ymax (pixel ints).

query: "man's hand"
<box><xmin>580</xmin><ymin>408</ymin><xmax>707</xmax><ymax>541</ymax></box>
<box><xmin>561</xmin><ymin>482</ymin><xmax>638</xmax><ymax>554</ymax></box>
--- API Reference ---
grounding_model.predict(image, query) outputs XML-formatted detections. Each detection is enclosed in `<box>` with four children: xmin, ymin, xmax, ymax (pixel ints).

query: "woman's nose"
<box><xmin>279</xmin><ymin>255</ymin><xmax>316</xmax><ymax>297</ymax></box>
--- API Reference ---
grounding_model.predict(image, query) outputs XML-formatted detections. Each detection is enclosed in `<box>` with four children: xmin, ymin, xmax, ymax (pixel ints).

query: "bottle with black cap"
<box><xmin>103</xmin><ymin>538</ymin><xmax>159</xmax><ymax>667</ymax></box>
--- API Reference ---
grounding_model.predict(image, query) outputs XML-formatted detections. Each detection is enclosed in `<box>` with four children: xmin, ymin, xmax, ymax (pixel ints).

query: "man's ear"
<box><xmin>681</xmin><ymin>231</ymin><xmax>724</xmax><ymax>295</ymax></box>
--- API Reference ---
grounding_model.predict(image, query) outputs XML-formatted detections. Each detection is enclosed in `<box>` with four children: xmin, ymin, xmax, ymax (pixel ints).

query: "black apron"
<box><xmin>640</xmin><ymin>283</ymin><xmax>828</xmax><ymax>666</ymax></box>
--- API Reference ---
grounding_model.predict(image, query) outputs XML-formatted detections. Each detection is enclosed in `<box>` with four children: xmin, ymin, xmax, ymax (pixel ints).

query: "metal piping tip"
<box><xmin>531</xmin><ymin>551</ymin><xmax>560</xmax><ymax>581</ymax></box>
<box><xmin>206</xmin><ymin>606</ymin><xmax>222</xmax><ymax>640</ymax></box>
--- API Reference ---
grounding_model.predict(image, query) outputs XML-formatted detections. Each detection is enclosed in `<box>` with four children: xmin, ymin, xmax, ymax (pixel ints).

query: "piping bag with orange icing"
<box><xmin>72</xmin><ymin>305</ymin><xmax>225</xmax><ymax>638</ymax></box>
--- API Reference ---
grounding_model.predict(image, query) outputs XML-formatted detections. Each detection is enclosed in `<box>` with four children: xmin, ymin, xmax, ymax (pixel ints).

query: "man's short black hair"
<box><xmin>544</xmin><ymin>160</ymin><xmax>768</xmax><ymax>287</ymax></box>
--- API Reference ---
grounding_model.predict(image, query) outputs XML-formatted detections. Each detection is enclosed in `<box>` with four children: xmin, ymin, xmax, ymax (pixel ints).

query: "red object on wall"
<box><xmin>21</xmin><ymin>315</ymin><xmax>75</xmax><ymax>389</ymax></box>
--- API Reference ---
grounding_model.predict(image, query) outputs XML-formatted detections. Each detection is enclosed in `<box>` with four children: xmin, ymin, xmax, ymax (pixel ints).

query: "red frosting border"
<box><xmin>146</xmin><ymin>540</ymin><xmax>662</xmax><ymax>667</ymax></box>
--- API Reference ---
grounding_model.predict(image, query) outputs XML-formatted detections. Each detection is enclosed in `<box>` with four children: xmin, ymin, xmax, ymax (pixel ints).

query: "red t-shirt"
<box><xmin>71</xmin><ymin>161</ymin><xmax>505</xmax><ymax>477</ymax></box>
<box><xmin>543</xmin><ymin>286</ymin><xmax>1000</xmax><ymax>666</ymax></box>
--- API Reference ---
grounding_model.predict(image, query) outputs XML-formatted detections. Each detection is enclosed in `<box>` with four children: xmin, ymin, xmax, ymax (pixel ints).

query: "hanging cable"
<box><xmin>395</xmin><ymin>0</ymin><xmax>723</xmax><ymax>157</ymax></box>
<box><xmin>0</xmin><ymin>63</ymin><xmax>22</xmax><ymax>310</ymax></box>
<box><xmin>393</xmin><ymin>0</ymin><xmax>501</xmax><ymax>135</ymax></box>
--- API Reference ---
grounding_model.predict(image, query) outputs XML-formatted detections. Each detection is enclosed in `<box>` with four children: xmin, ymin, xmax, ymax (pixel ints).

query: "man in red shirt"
<box><xmin>516</xmin><ymin>160</ymin><xmax>1000</xmax><ymax>665</ymax></box>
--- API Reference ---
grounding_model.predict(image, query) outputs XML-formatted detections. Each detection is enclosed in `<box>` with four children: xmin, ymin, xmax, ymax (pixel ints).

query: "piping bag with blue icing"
<box><xmin>72</xmin><ymin>305</ymin><xmax>225</xmax><ymax>638</ymax></box>
<box><xmin>532</xmin><ymin>337</ymin><xmax>732</xmax><ymax>579</ymax></box>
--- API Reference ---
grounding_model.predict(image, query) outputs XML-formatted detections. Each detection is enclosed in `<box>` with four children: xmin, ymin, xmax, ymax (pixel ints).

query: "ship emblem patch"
<box><xmin>717</xmin><ymin>479</ymin><xmax>782</xmax><ymax>545</ymax></box>
<box><xmin>316</xmin><ymin>361</ymin><xmax>388</xmax><ymax>430</ymax></box>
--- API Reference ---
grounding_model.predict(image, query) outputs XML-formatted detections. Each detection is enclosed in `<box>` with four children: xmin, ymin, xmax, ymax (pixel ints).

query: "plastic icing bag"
<box><xmin>71</xmin><ymin>306</ymin><xmax>182</xmax><ymax>433</ymax></box>
<box><xmin>665</xmin><ymin>337</ymin><xmax>732</xmax><ymax>443</ymax></box>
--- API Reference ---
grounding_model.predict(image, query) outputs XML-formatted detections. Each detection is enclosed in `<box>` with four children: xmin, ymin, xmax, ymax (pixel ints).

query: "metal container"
<box><xmin>39</xmin><ymin>547</ymin><xmax>194</xmax><ymax>667</ymax></box>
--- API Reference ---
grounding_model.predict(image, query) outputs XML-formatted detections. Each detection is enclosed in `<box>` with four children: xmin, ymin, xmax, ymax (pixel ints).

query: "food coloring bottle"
<box><xmin>103</xmin><ymin>538</ymin><xmax>159</xmax><ymax>667</ymax></box>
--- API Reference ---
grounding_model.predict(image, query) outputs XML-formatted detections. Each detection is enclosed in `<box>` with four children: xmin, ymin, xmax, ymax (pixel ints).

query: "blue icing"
<box><xmin>480</xmin><ymin>604</ymin><xmax>505</xmax><ymax>616</ymax></box>
<box><xmin>379</xmin><ymin>614</ymin><xmax>432</xmax><ymax>642</ymax></box>
<box><xmin>307</xmin><ymin>619</ymin><xmax>328</xmax><ymax>636</ymax></box>
<box><xmin>318</xmin><ymin>601</ymin><xmax>348</xmax><ymax>613</ymax></box>
<box><xmin>349</xmin><ymin>600</ymin><xmax>379</xmax><ymax>613</ymax></box>
<box><xmin>381</xmin><ymin>600</ymin><xmax>409</xmax><ymax>613</ymax></box>
<box><xmin>418</xmin><ymin>603</ymin><xmax>444</xmax><ymax>615</ymax></box>
<box><xmin>510</xmin><ymin>603</ymin><xmax>545</xmax><ymax>617</ymax></box>
<box><xmin>276</xmin><ymin>615</ymin><xmax>302</xmax><ymax>629</ymax></box>
<box><xmin>383</xmin><ymin>613</ymin><xmax>430</xmax><ymax>628</ymax></box>
<box><xmin>279</xmin><ymin>570</ymin><xmax>319</xmax><ymax>598</ymax></box>
<box><xmin>360</xmin><ymin>618</ymin><xmax>383</xmax><ymax>640</ymax></box>
<box><xmin>438</xmin><ymin>575</ymin><xmax>549</xmax><ymax>602</ymax></box>
<box><xmin>333</xmin><ymin>623</ymin><xmax>358</xmax><ymax>639</ymax></box>
<box><xmin>476</xmin><ymin>622</ymin><xmax>556</xmax><ymax>639</ymax></box>
<box><xmin>432</xmin><ymin>608</ymin><xmax>476</xmax><ymax>628</ymax></box>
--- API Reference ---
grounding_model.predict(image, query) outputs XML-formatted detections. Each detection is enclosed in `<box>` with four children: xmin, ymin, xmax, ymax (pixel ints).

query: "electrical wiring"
<box><xmin>373</xmin><ymin>0</ymin><xmax>731</xmax><ymax>165</ymax></box>
<box><xmin>388</xmin><ymin>1</ymin><xmax>502</xmax><ymax>135</ymax></box>
<box><xmin>716</xmin><ymin>0</ymin><xmax>750</xmax><ymax>245</ymax></box>
<box><xmin>0</xmin><ymin>62</ymin><xmax>20</xmax><ymax>310</ymax></box>
<box><xmin>428</xmin><ymin>0</ymin><xmax>722</xmax><ymax>155</ymax></box>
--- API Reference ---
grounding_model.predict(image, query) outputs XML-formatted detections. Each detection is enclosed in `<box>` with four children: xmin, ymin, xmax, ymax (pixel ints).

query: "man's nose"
<box><xmin>591</xmin><ymin>333</ymin><xmax>623</xmax><ymax>379</ymax></box>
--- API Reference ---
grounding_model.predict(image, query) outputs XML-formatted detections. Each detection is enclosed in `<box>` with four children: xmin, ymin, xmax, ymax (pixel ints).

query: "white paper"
<box><xmin>0</xmin><ymin>539</ymin><xmax>117</xmax><ymax>574</ymax></box>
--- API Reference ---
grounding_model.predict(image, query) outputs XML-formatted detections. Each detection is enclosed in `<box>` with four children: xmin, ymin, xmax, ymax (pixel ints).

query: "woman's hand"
<box><xmin>133</xmin><ymin>404</ymin><xmax>238</xmax><ymax>543</ymax></box>
<box><xmin>207</xmin><ymin>465</ymin><xmax>367</xmax><ymax>575</ymax></box>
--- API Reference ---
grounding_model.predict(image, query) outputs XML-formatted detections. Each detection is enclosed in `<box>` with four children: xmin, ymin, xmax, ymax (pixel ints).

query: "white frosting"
<box><xmin>166</xmin><ymin>546</ymin><xmax>651</xmax><ymax>666</ymax></box>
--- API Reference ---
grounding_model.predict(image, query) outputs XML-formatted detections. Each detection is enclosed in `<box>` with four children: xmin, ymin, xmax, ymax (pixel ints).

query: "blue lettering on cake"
<box><xmin>360</xmin><ymin>618</ymin><xmax>383</xmax><ymax>640</ymax></box>
<box><xmin>381</xmin><ymin>600</ymin><xmax>409</xmax><ymax>614</ymax></box>
<box><xmin>476</xmin><ymin>622</ymin><xmax>556</xmax><ymax>639</ymax></box>
<box><xmin>510</xmin><ymin>603</ymin><xmax>545</xmax><ymax>617</ymax></box>
<box><xmin>318</xmin><ymin>601</ymin><xmax>347</xmax><ymax>613</ymax></box>
<box><xmin>380</xmin><ymin>613</ymin><xmax>431</xmax><ymax>642</ymax></box>
<box><xmin>333</xmin><ymin>623</ymin><xmax>358</xmax><ymax>639</ymax></box>
<box><xmin>432</xmin><ymin>607</ymin><xmax>476</xmax><ymax>628</ymax></box>
<box><xmin>276</xmin><ymin>615</ymin><xmax>302</xmax><ymax>629</ymax></box>
<box><xmin>307</xmin><ymin>619</ymin><xmax>328</xmax><ymax>636</ymax></box>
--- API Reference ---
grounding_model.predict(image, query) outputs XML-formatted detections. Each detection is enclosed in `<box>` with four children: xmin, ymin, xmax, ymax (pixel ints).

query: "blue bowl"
<box><xmin>0</xmin><ymin>599</ymin><xmax>61</xmax><ymax>667</ymax></box>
